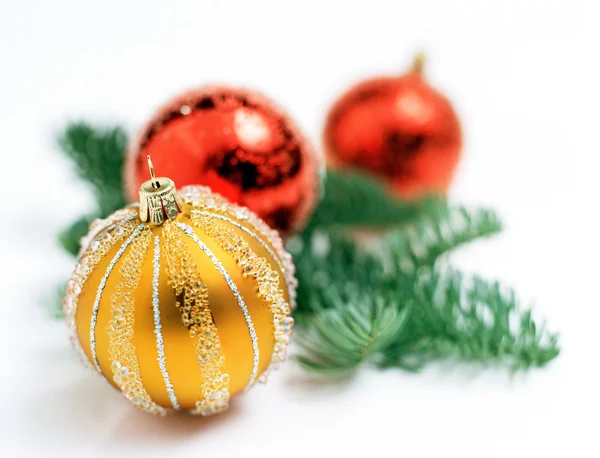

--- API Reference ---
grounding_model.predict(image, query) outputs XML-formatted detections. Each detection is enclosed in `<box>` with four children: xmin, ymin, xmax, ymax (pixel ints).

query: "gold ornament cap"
<box><xmin>139</xmin><ymin>155</ymin><xmax>183</xmax><ymax>225</ymax></box>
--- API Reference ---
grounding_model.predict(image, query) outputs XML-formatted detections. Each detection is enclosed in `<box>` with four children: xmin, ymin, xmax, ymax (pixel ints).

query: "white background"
<box><xmin>0</xmin><ymin>0</ymin><xmax>599</xmax><ymax>457</ymax></box>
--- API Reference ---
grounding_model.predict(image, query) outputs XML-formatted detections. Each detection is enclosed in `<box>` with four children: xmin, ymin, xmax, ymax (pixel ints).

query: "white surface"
<box><xmin>0</xmin><ymin>1</ymin><xmax>599</xmax><ymax>457</ymax></box>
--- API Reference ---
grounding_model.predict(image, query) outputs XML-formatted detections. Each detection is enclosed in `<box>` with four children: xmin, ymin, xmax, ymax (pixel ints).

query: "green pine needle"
<box><xmin>380</xmin><ymin>269</ymin><xmax>560</xmax><ymax>371</ymax></box>
<box><xmin>379</xmin><ymin>205</ymin><xmax>503</xmax><ymax>270</ymax></box>
<box><xmin>296</xmin><ymin>299</ymin><xmax>411</xmax><ymax>374</ymax></box>
<box><xmin>305</xmin><ymin>170</ymin><xmax>443</xmax><ymax>231</ymax></box>
<box><xmin>59</xmin><ymin>122</ymin><xmax>128</xmax><ymax>213</ymax></box>
<box><xmin>290</xmin><ymin>215</ymin><xmax>559</xmax><ymax>374</ymax></box>
<box><xmin>58</xmin><ymin>122</ymin><xmax>129</xmax><ymax>255</ymax></box>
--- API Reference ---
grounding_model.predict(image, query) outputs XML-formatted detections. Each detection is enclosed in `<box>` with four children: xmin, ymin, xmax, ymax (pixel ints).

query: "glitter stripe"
<box><xmin>65</xmin><ymin>219</ymin><xmax>137</xmax><ymax>369</ymax></box>
<box><xmin>163</xmin><ymin>223</ymin><xmax>229</xmax><ymax>415</ymax></box>
<box><xmin>96</xmin><ymin>215</ymin><xmax>136</xmax><ymax>239</ymax></box>
<box><xmin>224</xmin><ymin>208</ymin><xmax>298</xmax><ymax>310</ymax></box>
<box><xmin>196</xmin><ymin>210</ymin><xmax>293</xmax><ymax>300</ymax></box>
<box><xmin>77</xmin><ymin>208</ymin><xmax>137</xmax><ymax>259</ymax></box>
<box><xmin>178</xmin><ymin>185</ymin><xmax>297</xmax><ymax>309</ymax></box>
<box><xmin>190</xmin><ymin>214</ymin><xmax>293</xmax><ymax>387</ymax></box>
<box><xmin>78</xmin><ymin>215</ymin><xmax>136</xmax><ymax>261</ymax></box>
<box><xmin>90</xmin><ymin>224</ymin><xmax>145</xmax><ymax>372</ymax></box>
<box><xmin>175</xmin><ymin>222</ymin><xmax>260</xmax><ymax>387</ymax></box>
<box><xmin>152</xmin><ymin>235</ymin><xmax>180</xmax><ymax>410</ymax></box>
<box><xmin>107</xmin><ymin>229</ymin><xmax>166</xmax><ymax>415</ymax></box>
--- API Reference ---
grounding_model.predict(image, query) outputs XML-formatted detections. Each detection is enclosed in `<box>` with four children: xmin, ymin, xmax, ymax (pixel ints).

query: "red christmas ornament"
<box><xmin>323</xmin><ymin>53</ymin><xmax>462</xmax><ymax>199</ymax></box>
<box><xmin>126</xmin><ymin>86</ymin><xmax>321</xmax><ymax>235</ymax></box>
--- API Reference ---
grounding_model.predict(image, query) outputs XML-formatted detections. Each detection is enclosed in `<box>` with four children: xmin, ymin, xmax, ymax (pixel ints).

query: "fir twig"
<box><xmin>296</xmin><ymin>298</ymin><xmax>411</xmax><ymax>374</ymax></box>
<box><xmin>379</xmin><ymin>205</ymin><xmax>503</xmax><ymax>270</ymax></box>
<box><xmin>305</xmin><ymin>170</ymin><xmax>442</xmax><ymax>231</ymax></box>
<box><xmin>380</xmin><ymin>268</ymin><xmax>560</xmax><ymax>371</ymax></box>
<box><xmin>59</xmin><ymin>122</ymin><xmax>128</xmax><ymax>213</ymax></box>
<box><xmin>58</xmin><ymin>122</ymin><xmax>128</xmax><ymax>255</ymax></box>
<box><xmin>290</xmin><ymin>226</ymin><xmax>559</xmax><ymax>375</ymax></box>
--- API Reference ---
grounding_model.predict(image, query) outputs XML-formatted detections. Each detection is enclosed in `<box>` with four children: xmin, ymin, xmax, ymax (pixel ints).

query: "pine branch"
<box><xmin>296</xmin><ymin>299</ymin><xmax>410</xmax><ymax>374</ymax></box>
<box><xmin>380</xmin><ymin>268</ymin><xmax>560</xmax><ymax>371</ymax></box>
<box><xmin>304</xmin><ymin>170</ymin><xmax>442</xmax><ymax>231</ymax></box>
<box><xmin>378</xmin><ymin>206</ymin><xmax>503</xmax><ymax>271</ymax></box>
<box><xmin>290</xmin><ymin>229</ymin><xmax>559</xmax><ymax>375</ymax></box>
<box><xmin>58</xmin><ymin>122</ymin><xmax>129</xmax><ymax>255</ymax></box>
<box><xmin>292</xmin><ymin>205</ymin><xmax>503</xmax><ymax>316</ymax></box>
<box><xmin>59</xmin><ymin>122</ymin><xmax>128</xmax><ymax>214</ymax></box>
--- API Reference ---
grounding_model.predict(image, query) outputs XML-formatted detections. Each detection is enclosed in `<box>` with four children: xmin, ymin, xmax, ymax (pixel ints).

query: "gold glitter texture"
<box><xmin>105</xmin><ymin>228</ymin><xmax>166</xmax><ymax>415</ymax></box>
<box><xmin>163</xmin><ymin>222</ymin><xmax>230</xmax><ymax>415</ymax></box>
<box><xmin>191</xmin><ymin>211</ymin><xmax>293</xmax><ymax>377</ymax></box>
<box><xmin>178</xmin><ymin>185</ymin><xmax>297</xmax><ymax>309</ymax></box>
<box><xmin>67</xmin><ymin>218</ymin><xmax>138</xmax><ymax>368</ymax></box>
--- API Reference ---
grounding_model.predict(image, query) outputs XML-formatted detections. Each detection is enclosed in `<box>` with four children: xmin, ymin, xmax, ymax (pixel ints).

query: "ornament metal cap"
<box><xmin>139</xmin><ymin>155</ymin><xmax>183</xmax><ymax>225</ymax></box>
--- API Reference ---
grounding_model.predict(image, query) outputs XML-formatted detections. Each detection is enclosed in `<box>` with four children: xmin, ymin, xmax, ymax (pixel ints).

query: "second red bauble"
<box><xmin>323</xmin><ymin>54</ymin><xmax>462</xmax><ymax>199</ymax></box>
<box><xmin>126</xmin><ymin>86</ymin><xmax>321</xmax><ymax>235</ymax></box>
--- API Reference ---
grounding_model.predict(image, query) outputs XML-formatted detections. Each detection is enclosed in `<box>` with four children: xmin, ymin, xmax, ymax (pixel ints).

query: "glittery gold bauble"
<box><xmin>64</xmin><ymin>161</ymin><xmax>296</xmax><ymax>416</ymax></box>
<box><xmin>125</xmin><ymin>85</ymin><xmax>322</xmax><ymax>236</ymax></box>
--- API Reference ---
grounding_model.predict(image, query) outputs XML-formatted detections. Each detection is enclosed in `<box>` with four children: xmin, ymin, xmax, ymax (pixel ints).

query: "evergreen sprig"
<box><xmin>58</xmin><ymin>122</ymin><xmax>128</xmax><ymax>255</ymax></box>
<box><xmin>305</xmin><ymin>169</ymin><xmax>442</xmax><ymax>231</ymax></box>
<box><xmin>380</xmin><ymin>269</ymin><xmax>560</xmax><ymax>371</ymax></box>
<box><xmin>296</xmin><ymin>299</ymin><xmax>411</xmax><ymax>373</ymax></box>
<box><xmin>54</xmin><ymin>121</ymin><xmax>560</xmax><ymax>375</ymax></box>
<box><xmin>290</xmin><ymin>216</ymin><xmax>559</xmax><ymax>374</ymax></box>
<box><xmin>379</xmin><ymin>205</ymin><xmax>503</xmax><ymax>270</ymax></box>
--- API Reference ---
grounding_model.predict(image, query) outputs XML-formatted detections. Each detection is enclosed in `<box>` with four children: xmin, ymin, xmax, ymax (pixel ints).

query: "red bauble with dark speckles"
<box><xmin>323</xmin><ymin>54</ymin><xmax>462</xmax><ymax>199</ymax></box>
<box><xmin>126</xmin><ymin>86</ymin><xmax>321</xmax><ymax>235</ymax></box>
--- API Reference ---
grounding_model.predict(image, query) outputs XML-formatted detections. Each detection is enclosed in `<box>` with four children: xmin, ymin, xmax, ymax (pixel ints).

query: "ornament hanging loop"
<box><xmin>147</xmin><ymin>155</ymin><xmax>160</xmax><ymax>189</ymax></box>
<box><xmin>139</xmin><ymin>155</ymin><xmax>183</xmax><ymax>225</ymax></box>
<box><xmin>411</xmin><ymin>51</ymin><xmax>426</xmax><ymax>74</ymax></box>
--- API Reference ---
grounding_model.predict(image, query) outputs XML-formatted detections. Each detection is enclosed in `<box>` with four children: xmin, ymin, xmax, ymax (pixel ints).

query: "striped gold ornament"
<box><xmin>64</xmin><ymin>159</ymin><xmax>296</xmax><ymax>416</ymax></box>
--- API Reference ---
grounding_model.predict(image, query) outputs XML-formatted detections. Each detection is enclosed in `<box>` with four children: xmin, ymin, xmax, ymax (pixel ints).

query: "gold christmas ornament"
<box><xmin>64</xmin><ymin>156</ymin><xmax>297</xmax><ymax>415</ymax></box>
